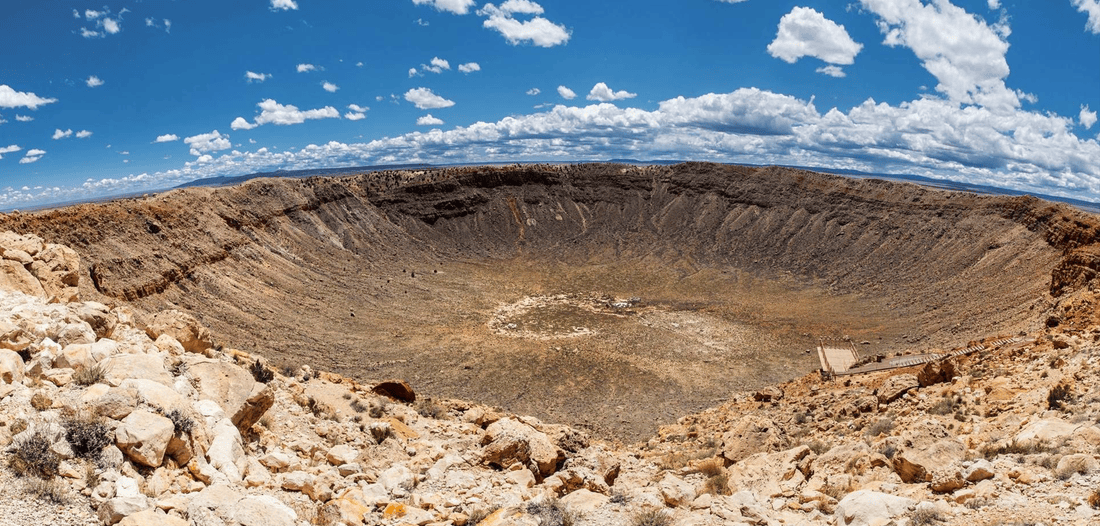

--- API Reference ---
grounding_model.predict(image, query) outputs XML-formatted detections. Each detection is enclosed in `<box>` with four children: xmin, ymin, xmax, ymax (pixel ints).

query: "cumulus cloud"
<box><xmin>1082</xmin><ymin>105</ymin><xmax>1098</xmax><ymax>129</ymax></box>
<box><xmin>102</xmin><ymin>18</ymin><xmax>120</xmax><ymax>34</ymax></box>
<box><xmin>816</xmin><ymin>65</ymin><xmax>846</xmax><ymax>78</ymax></box>
<box><xmin>988</xmin><ymin>0</ymin><xmax>1001</xmax><ymax>8</ymax></box>
<box><xmin>417</xmin><ymin>114</ymin><xmax>445</xmax><ymax>126</ymax></box>
<box><xmin>184</xmin><ymin>130</ymin><xmax>231</xmax><ymax>156</ymax></box>
<box><xmin>458</xmin><ymin>62</ymin><xmax>481</xmax><ymax>73</ymax></box>
<box><xmin>15</xmin><ymin>115</ymin><xmax>33</xmax><ymax>122</ymax></box>
<box><xmin>412</xmin><ymin>0</ymin><xmax>476</xmax><ymax>15</ymax></box>
<box><xmin>345</xmin><ymin>104</ymin><xmax>369</xmax><ymax>120</ymax></box>
<box><xmin>297</xmin><ymin>63</ymin><xmax>318</xmax><ymax>73</ymax></box>
<box><xmin>322</xmin><ymin>82</ymin><xmax>339</xmax><ymax>93</ymax></box>
<box><xmin>1072</xmin><ymin>0</ymin><xmax>1100</xmax><ymax>33</ymax></box>
<box><xmin>0</xmin><ymin>145</ymin><xmax>20</xmax><ymax>159</ymax></box>
<box><xmin>767</xmin><ymin>7</ymin><xmax>862</xmax><ymax>68</ymax></box>
<box><xmin>587</xmin><ymin>82</ymin><xmax>636</xmax><ymax>102</ymax></box>
<box><xmin>715</xmin><ymin>0</ymin><xmax>750</xmax><ymax>3</ymax></box>
<box><xmin>557</xmin><ymin>86</ymin><xmax>576</xmax><ymax>100</ymax></box>
<box><xmin>155</xmin><ymin>134</ymin><xmax>179</xmax><ymax>143</ymax></box>
<box><xmin>271</xmin><ymin>0</ymin><xmax>298</xmax><ymax>11</ymax></box>
<box><xmin>233</xmin><ymin>99</ymin><xmax>341</xmax><ymax>130</ymax></box>
<box><xmin>245</xmin><ymin>71</ymin><xmax>270</xmax><ymax>83</ymax></box>
<box><xmin>86</xmin><ymin>75</ymin><xmax>104</xmax><ymax>87</ymax></box>
<box><xmin>52</xmin><ymin>129</ymin><xmax>73</xmax><ymax>140</ymax></box>
<box><xmin>859</xmin><ymin>0</ymin><xmax>1018</xmax><ymax>112</ymax></box>
<box><xmin>0</xmin><ymin>85</ymin><xmax>57</xmax><ymax>109</ymax></box>
<box><xmin>478</xmin><ymin>2</ymin><xmax>570</xmax><ymax>47</ymax></box>
<box><xmin>527</xmin><ymin>88</ymin><xmax>541</xmax><ymax>96</ymax></box>
<box><xmin>20</xmin><ymin>149</ymin><xmax>45</xmax><ymax>164</ymax></box>
<box><xmin>404</xmin><ymin>88</ymin><xmax>455</xmax><ymax>109</ymax></box>
<box><xmin>76</xmin><ymin>130</ymin><xmax>93</xmax><ymax>138</ymax></box>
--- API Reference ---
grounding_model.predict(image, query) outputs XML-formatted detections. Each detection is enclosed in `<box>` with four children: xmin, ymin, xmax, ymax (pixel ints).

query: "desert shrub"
<box><xmin>350</xmin><ymin>398</ymin><xmax>368</xmax><ymax>413</ymax></box>
<box><xmin>909</xmin><ymin>506</ymin><xmax>944</xmax><ymax>525</ymax></box>
<box><xmin>164</xmin><ymin>408</ymin><xmax>195</xmax><ymax>435</ymax></box>
<box><xmin>526</xmin><ymin>498</ymin><xmax>576</xmax><ymax>526</ymax></box>
<box><xmin>631</xmin><ymin>509</ymin><xmax>673</xmax><ymax>526</ymax></box>
<box><xmin>881</xmin><ymin>443</ymin><xmax>897</xmax><ymax>459</ymax></box>
<box><xmin>73</xmin><ymin>363</ymin><xmax>108</xmax><ymax>386</ymax></box>
<box><xmin>24</xmin><ymin>478</ymin><xmax>71</xmax><ymax>504</ymax></box>
<box><xmin>691</xmin><ymin>458</ymin><xmax>724</xmax><ymax>477</ymax></box>
<box><xmin>416</xmin><ymin>397</ymin><xmax>447</xmax><ymax>419</ymax></box>
<box><xmin>250</xmin><ymin>359</ymin><xmax>274</xmax><ymax>384</ymax></box>
<box><xmin>1088</xmin><ymin>489</ymin><xmax>1100</xmax><ymax>509</ymax></box>
<box><xmin>928</xmin><ymin>396</ymin><xmax>959</xmax><ymax>415</ymax></box>
<box><xmin>703</xmin><ymin>472</ymin><xmax>730</xmax><ymax>496</ymax></box>
<box><xmin>804</xmin><ymin>439</ymin><xmax>830</xmax><ymax>455</ymax></box>
<box><xmin>306</xmin><ymin>397</ymin><xmax>336</xmax><ymax>420</ymax></box>
<box><xmin>980</xmin><ymin>439</ymin><xmax>1054</xmax><ymax>459</ymax></box>
<box><xmin>10</xmin><ymin>430</ymin><xmax>60</xmax><ymax>479</ymax></box>
<box><xmin>865</xmin><ymin>417</ymin><xmax>895</xmax><ymax>437</ymax></box>
<box><xmin>280</xmin><ymin>364</ymin><xmax>296</xmax><ymax>378</ymax></box>
<box><xmin>467</xmin><ymin>504</ymin><xmax>500</xmax><ymax>525</ymax></box>
<box><xmin>62</xmin><ymin>413</ymin><xmax>111</xmax><ymax>460</ymax></box>
<box><xmin>1048</xmin><ymin>383</ymin><xmax>1073</xmax><ymax>410</ymax></box>
<box><xmin>609</xmin><ymin>491</ymin><xmax>627</xmax><ymax>504</ymax></box>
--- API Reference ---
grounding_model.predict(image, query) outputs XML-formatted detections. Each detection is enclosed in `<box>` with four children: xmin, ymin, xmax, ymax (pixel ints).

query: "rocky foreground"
<box><xmin>0</xmin><ymin>226</ymin><xmax>1098</xmax><ymax>526</ymax></box>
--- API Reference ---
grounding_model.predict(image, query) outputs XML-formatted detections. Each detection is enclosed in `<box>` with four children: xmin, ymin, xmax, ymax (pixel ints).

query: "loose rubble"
<box><xmin>0</xmin><ymin>228</ymin><xmax>1098</xmax><ymax>526</ymax></box>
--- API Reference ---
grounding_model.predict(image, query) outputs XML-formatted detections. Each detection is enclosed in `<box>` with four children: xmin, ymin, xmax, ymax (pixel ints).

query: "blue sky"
<box><xmin>1</xmin><ymin>0</ymin><xmax>1098</xmax><ymax>208</ymax></box>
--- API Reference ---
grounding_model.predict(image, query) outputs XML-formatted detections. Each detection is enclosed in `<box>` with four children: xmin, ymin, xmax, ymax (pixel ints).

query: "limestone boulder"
<box><xmin>481</xmin><ymin>417</ymin><xmax>566</xmax><ymax>478</ymax></box>
<box><xmin>0</xmin><ymin>259</ymin><xmax>46</xmax><ymax>297</ymax></box>
<box><xmin>834</xmin><ymin>490</ymin><xmax>915</xmax><ymax>526</ymax></box>
<box><xmin>98</xmin><ymin>496</ymin><xmax>150</xmax><ymax>525</ymax></box>
<box><xmin>963</xmin><ymin>460</ymin><xmax>996</xmax><ymax>482</ymax></box>
<box><xmin>372</xmin><ymin>379</ymin><xmax>416</xmax><ymax>402</ymax></box>
<box><xmin>115</xmin><ymin>410</ymin><xmax>174</xmax><ymax>468</ymax></box>
<box><xmin>206</xmin><ymin>418</ymin><xmax>246</xmax><ymax>482</ymax></box>
<box><xmin>560</xmin><ymin>489</ymin><xmax>609</xmax><ymax>514</ymax></box>
<box><xmin>1015</xmin><ymin>419</ymin><xmax>1081</xmax><ymax>444</ymax></box>
<box><xmin>144</xmin><ymin>310</ymin><xmax>212</xmax><ymax>355</ymax></box>
<box><xmin>658</xmin><ymin>473</ymin><xmax>696</xmax><ymax>507</ymax></box>
<box><xmin>190</xmin><ymin>361</ymin><xmax>261</xmax><ymax>426</ymax></box>
<box><xmin>231</xmin><ymin>382</ymin><xmax>274</xmax><ymax>433</ymax></box>
<box><xmin>877</xmin><ymin>374</ymin><xmax>919</xmax><ymax>404</ymax></box>
<box><xmin>0</xmin><ymin>232</ymin><xmax>43</xmax><ymax>256</ymax></box>
<box><xmin>728</xmin><ymin>445</ymin><xmax>812</xmax><ymax>500</ymax></box>
<box><xmin>232</xmin><ymin>495</ymin><xmax>297</xmax><ymax>526</ymax></box>
<box><xmin>102</xmin><ymin>353</ymin><xmax>172</xmax><ymax>387</ymax></box>
<box><xmin>73</xmin><ymin>302</ymin><xmax>116</xmax><ymax>339</ymax></box>
<box><xmin>917</xmin><ymin>359</ymin><xmax>957</xmax><ymax>387</ymax></box>
<box><xmin>326</xmin><ymin>443</ymin><xmax>359</xmax><ymax>466</ymax></box>
<box><xmin>118</xmin><ymin>510</ymin><xmax>187</xmax><ymax>526</ymax></box>
<box><xmin>1056</xmin><ymin>453</ymin><xmax>1097</xmax><ymax>477</ymax></box>
<box><xmin>319</xmin><ymin>495</ymin><xmax>372</xmax><ymax>526</ymax></box>
<box><xmin>720</xmin><ymin>415</ymin><xmax>789</xmax><ymax>463</ymax></box>
<box><xmin>29</xmin><ymin>244</ymin><xmax>81</xmax><ymax>299</ymax></box>
<box><xmin>0</xmin><ymin>349</ymin><xmax>24</xmax><ymax>384</ymax></box>
<box><xmin>893</xmin><ymin>439</ymin><xmax>966</xmax><ymax>483</ymax></box>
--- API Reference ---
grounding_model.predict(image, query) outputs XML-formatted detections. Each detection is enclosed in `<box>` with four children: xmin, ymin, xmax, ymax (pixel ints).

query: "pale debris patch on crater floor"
<box><xmin>488</xmin><ymin>293</ymin><xmax>640</xmax><ymax>340</ymax></box>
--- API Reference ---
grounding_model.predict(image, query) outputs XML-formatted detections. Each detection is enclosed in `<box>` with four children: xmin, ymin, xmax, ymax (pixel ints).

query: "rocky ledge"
<box><xmin>0</xmin><ymin>228</ymin><xmax>1097</xmax><ymax>526</ymax></box>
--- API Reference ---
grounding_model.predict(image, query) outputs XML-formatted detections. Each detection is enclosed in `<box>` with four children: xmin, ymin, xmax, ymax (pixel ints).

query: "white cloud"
<box><xmin>0</xmin><ymin>85</ymin><xmax>57</xmax><ymax>109</ymax></box>
<box><xmin>988</xmin><ymin>0</ymin><xmax>1001</xmax><ymax>8</ymax></box>
<box><xmin>184</xmin><ymin>130</ymin><xmax>231</xmax><ymax>156</ymax></box>
<box><xmin>73</xmin><ymin>9</ymin><xmax>80</xmax><ymax>19</ymax></box>
<box><xmin>348</xmin><ymin>104</ymin><xmax>369</xmax><ymax>113</ymax></box>
<box><xmin>345</xmin><ymin>112</ymin><xmax>367</xmax><ymax>121</ymax></box>
<box><xmin>587</xmin><ymin>82</ymin><xmax>637</xmax><ymax>102</ymax></box>
<box><xmin>416</xmin><ymin>18</ymin><xmax>430</xmax><ymax>26</ymax></box>
<box><xmin>458</xmin><ymin>62</ymin><xmax>481</xmax><ymax>73</ymax></box>
<box><xmin>816</xmin><ymin>65</ymin><xmax>846</xmax><ymax>77</ymax></box>
<box><xmin>767</xmin><ymin>7</ymin><xmax>862</xmax><ymax>66</ymax></box>
<box><xmin>245</xmin><ymin>71</ymin><xmax>270</xmax><ymax>83</ymax></box>
<box><xmin>527</xmin><ymin>88</ymin><xmax>541</xmax><ymax>96</ymax></box>
<box><xmin>271</xmin><ymin>0</ymin><xmax>299</xmax><ymax>11</ymax></box>
<box><xmin>417</xmin><ymin>114</ymin><xmax>445</xmax><ymax>126</ymax></box>
<box><xmin>357</xmin><ymin>62</ymin><xmax>364</xmax><ymax>67</ymax></box>
<box><xmin>404</xmin><ymin>88</ymin><xmax>455</xmax><ymax>109</ymax></box>
<box><xmin>498</xmin><ymin>0</ymin><xmax>544</xmax><ymax>15</ymax></box>
<box><xmin>322</xmin><ymin>82</ymin><xmax>339</xmax><ymax>93</ymax></box>
<box><xmin>297</xmin><ymin>64</ymin><xmax>318</xmax><ymax>73</ymax></box>
<box><xmin>155</xmin><ymin>134</ymin><xmax>179</xmax><ymax>143</ymax></box>
<box><xmin>231</xmin><ymin>117</ymin><xmax>257</xmax><ymax>131</ymax></box>
<box><xmin>233</xmin><ymin>99</ymin><xmax>341</xmax><ymax>129</ymax></box>
<box><xmin>15</xmin><ymin>115</ymin><xmax>32</xmax><ymax>122</ymax></box>
<box><xmin>0</xmin><ymin>145</ymin><xmax>20</xmax><ymax>159</ymax></box>
<box><xmin>1082</xmin><ymin>105</ymin><xmax>1098</xmax><ymax>129</ymax></box>
<box><xmin>80</xmin><ymin>28</ymin><xmax>103</xmax><ymax>39</ymax></box>
<box><xmin>76</xmin><ymin>130</ymin><xmax>92</xmax><ymax>139</ymax></box>
<box><xmin>557</xmin><ymin>85</ymin><xmax>576</xmax><ymax>100</ymax></box>
<box><xmin>52</xmin><ymin>129</ymin><xmax>73</xmax><ymax>140</ymax></box>
<box><xmin>859</xmin><ymin>0</ymin><xmax>1018</xmax><ymax>112</ymax></box>
<box><xmin>409</xmin><ymin>68</ymin><xmax>422</xmax><ymax>78</ymax></box>
<box><xmin>86</xmin><ymin>75</ymin><xmax>104</xmax><ymax>88</ymax></box>
<box><xmin>102</xmin><ymin>18</ymin><xmax>120</xmax><ymax>34</ymax></box>
<box><xmin>85</xmin><ymin>10</ymin><xmax>103</xmax><ymax>19</ymax></box>
<box><xmin>412</xmin><ymin>0</ymin><xmax>476</xmax><ymax>15</ymax></box>
<box><xmin>20</xmin><ymin>149</ymin><xmax>45</xmax><ymax>164</ymax></box>
<box><xmin>715</xmin><ymin>0</ymin><xmax>750</xmax><ymax>3</ymax></box>
<box><xmin>1071</xmin><ymin>0</ymin><xmax>1100</xmax><ymax>33</ymax></box>
<box><xmin>165</xmin><ymin>20</ymin><xmax>172</xmax><ymax>33</ymax></box>
<box><xmin>478</xmin><ymin>3</ymin><xmax>570</xmax><ymax>47</ymax></box>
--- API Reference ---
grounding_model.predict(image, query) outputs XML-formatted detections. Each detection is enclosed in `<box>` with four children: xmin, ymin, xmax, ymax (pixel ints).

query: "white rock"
<box><xmin>206</xmin><ymin>418</ymin><xmax>245</xmax><ymax>483</ymax></box>
<box><xmin>0</xmin><ymin>348</ymin><xmax>24</xmax><ymax>384</ymax></box>
<box><xmin>98</xmin><ymin>496</ymin><xmax>150</xmax><ymax>525</ymax></box>
<box><xmin>834</xmin><ymin>490</ymin><xmax>916</xmax><ymax>526</ymax></box>
<box><xmin>233</xmin><ymin>495</ymin><xmax>297</xmax><ymax>526</ymax></box>
<box><xmin>326</xmin><ymin>443</ymin><xmax>359</xmax><ymax>465</ymax></box>
<box><xmin>379</xmin><ymin>464</ymin><xmax>414</xmax><ymax>492</ymax></box>
<box><xmin>115</xmin><ymin>410</ymin><xmax>174</xmax><ymax>468</ymax></box>
<box><xmin>560</xmin><ymin>488</ymin><xmax>609</xmax><ymax>514</ymax></box>
<box><xmin>659</xmin><ymin>473</ymin><xmax>696</xmax><ymax>507</ymax></box>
